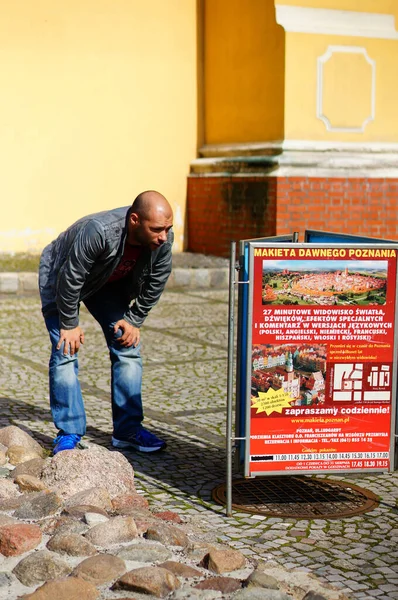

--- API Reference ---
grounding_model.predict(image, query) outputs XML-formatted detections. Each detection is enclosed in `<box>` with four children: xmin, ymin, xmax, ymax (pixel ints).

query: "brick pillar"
<box><xmin>187</xmin><ymin>165</ymin><xmax>398</xmax><ymax>257</ymax></box>
<box><xmin>187</xmin><ymin>176</ymin><xmax>277</xmax><ymax>257</ymax></box>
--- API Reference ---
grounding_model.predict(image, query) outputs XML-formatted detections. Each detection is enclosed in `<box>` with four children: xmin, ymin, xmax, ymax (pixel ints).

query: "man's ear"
<box><xmin>129</xmin><ymin>212</ymin><xmax>140</xmax><ymax>227</ymax></box>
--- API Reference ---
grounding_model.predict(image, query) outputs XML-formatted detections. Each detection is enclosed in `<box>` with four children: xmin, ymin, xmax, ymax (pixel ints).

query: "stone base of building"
<box><xmin>187</xmin><ymin>144</ymin><xmax>398</xmax><ymax>257</ymax></box>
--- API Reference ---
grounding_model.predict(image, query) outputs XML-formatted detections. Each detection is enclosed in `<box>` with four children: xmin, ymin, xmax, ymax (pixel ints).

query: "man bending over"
<box><xmin>39</xmin><ymin>190</ymin><xmax>173</xmax><ymax>454</ymax></box>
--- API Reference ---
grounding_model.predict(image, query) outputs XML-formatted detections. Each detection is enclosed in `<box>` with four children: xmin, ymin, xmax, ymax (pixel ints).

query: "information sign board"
<box><xmin>244</xmin><ymin>243</ymin><xmax>398</xmax><ymax>476</ymax></box>
<box><xmin>236</xmin><ymin>235</ymin><xmax>296</xmax><ymax>455</ymax></box>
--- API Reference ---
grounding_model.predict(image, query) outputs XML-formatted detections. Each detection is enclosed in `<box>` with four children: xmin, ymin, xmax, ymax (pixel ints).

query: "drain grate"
<box><xmin>212</xmin><ymin>476</ymin><xmax>379</xmax><ymax>519</ymax></box>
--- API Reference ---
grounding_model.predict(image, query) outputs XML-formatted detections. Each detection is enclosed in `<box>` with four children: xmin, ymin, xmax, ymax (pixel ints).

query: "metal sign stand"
<box><xmin>226</xmin><ymin>241</ymin><xmax>237</xmax><ymax>516</ymax></box>
<box><xmin>225</xmin><ymin>233</ymin><xmax>397</xmax><ymax>517</ymax></box>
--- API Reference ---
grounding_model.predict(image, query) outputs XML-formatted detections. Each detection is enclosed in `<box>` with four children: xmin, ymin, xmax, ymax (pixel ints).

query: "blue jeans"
<box><xmin>44</xmin><ymin>282</ymin><xmax>143</xmax><ymax>438</ymax></box>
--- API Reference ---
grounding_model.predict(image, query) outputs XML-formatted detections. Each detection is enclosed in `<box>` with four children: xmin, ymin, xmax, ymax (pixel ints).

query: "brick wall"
<box><xmin>276</xmin><ymin>177</ymin><xmax>398</xmax><ymax>239</ymax></box>
<box><xmin>187</xmin><ymin>175</ymin><xmax>398</xmax><ymax>256</ymax></box>
<box><xmin>187</xmin><ymin>176</ymin><xmax>277</xmax><ymax>256</ymax></box>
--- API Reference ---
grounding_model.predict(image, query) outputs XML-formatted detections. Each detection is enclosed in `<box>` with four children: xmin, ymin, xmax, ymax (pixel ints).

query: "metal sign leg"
<box><xmin>226</xmin><ymin>241</ymin><xmax>236</xmax><ymax>516</ymax></box>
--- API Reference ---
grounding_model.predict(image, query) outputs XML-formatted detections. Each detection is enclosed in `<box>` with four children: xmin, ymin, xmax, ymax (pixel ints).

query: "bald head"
<box><xmin>128</xmin><ymin>190</ymin><xmax>173</xmax><ymax>250</ymax></box>
<box><xmin>131</xmin><ymin>190</ymin><xmax>172</xmax><ymax>221</ymax></box>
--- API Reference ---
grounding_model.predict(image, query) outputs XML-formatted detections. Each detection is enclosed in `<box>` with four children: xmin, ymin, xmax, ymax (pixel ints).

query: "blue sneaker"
<box><xmin>53</xmin><ymin>433</ymin><xmax>82</xmax><ymax>455</ymax></box>
<box><xmin>112</xmin><ymin>427</ymin><xmax>166</xmax><ymax>453</ymax></box>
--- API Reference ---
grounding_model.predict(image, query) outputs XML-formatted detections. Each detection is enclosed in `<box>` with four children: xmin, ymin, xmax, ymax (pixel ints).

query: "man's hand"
<box><xmin>57</xmin><ymin>327</ymin><xmax>85</xmax><ymax>356</ymax></box>
<box><xmin>114</xmin><ymin>320</ymin><xmax>140</xmax><ymax>348</ymax></box>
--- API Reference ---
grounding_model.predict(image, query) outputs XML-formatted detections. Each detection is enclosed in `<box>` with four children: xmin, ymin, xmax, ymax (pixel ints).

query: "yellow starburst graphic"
<box><xmin>251</xmin><ymin>388</ymin><xmax>294</xmax><ymax>416</ymax></box>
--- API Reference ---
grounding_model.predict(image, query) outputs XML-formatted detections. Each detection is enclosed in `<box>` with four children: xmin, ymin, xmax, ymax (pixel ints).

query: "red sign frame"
<box><xmin>246</xmin><ymin>243</ymin><xmax>398</xmax><ymax>476</ymax></box>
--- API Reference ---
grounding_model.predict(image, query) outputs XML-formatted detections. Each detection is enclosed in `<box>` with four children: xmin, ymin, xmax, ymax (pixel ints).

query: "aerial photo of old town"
<box><xmin>252</xmin><ymin>343</ymin><xmax>327</xmax><ymax>407</ymax></box>
<box><xmin>262</xmin><ymin>260</ymin><xmax>387</xmax><ymax>306</ymax></box>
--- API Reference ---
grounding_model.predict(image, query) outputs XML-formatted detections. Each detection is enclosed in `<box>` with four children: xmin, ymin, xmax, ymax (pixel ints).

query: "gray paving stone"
<box><xmin>379</xmin><ymin>584</ymin><xmax>398</xmax><ymax>593</ymax></box>
<box><xmin>373</xmin><ymin>545</ymin><xmax>394</xmax><ymax>553</ymax></box>
<box><xmin>0</xmin><ymin>273</ymin><xmax>18</xmax><ymax>293</ymax></box>
<box><xmin>345</xmin><ymin>582</ymin><xmax>369</xmax><ymax>591</ymax></box>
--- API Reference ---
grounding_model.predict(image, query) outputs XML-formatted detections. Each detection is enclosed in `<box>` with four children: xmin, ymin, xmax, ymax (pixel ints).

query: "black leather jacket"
<box><xmin>39</xmin><ymin>206</ymin><xmax>173</xmax><ymax>329</ymax></box>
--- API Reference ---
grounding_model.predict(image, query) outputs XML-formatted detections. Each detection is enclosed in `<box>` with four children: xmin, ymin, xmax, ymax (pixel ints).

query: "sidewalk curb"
<box><xmin>0</xmin><ymin>269</ymin><xmax>230</xmax><ymax>294</ymax></box>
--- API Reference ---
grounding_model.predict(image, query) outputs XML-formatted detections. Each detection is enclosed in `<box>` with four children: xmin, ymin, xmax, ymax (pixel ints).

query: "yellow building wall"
<box><xmin>284</xmin><ymin>35</ymin><xmax>398</xmax><ymax>142</ymax></box>
<box><xmin>278</xmin><ymin>0</ymin><xmax>398</xmax><ymax>142</ymax></box>
<box><xmin>203</xmin><ymin>0</ymin><xmax>285</xmax><ymax>145</ymax></box>
<box><xmin>0</xmin><ymin>0</ymin><xmax>197</xmax><ymax>253</ymax></box>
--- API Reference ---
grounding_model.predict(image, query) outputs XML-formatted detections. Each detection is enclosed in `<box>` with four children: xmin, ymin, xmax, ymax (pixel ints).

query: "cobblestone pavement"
<box><xmin>0</xmin><ymin>290</ymin><xmax>397</xmax><ymax>599</ymax></box>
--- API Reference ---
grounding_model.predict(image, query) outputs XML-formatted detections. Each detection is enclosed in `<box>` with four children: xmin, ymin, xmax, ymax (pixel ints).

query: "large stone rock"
<box><xmin>39</xmin><ymin>515</ymin><xmax>87</xmax><ymax>536</ymax></box>
<box><xmin>186</xmin><ymin>541</ymin><xmax>216</xmax><ymax>562</ymax></box>
<box><xmin>194</xmin><ymin>577</ymin><xmax>242</xmax><ymax>594</ymax></box>
<box><xmin>40</xmin><ymin>445</ymin><xmax>135</xmax><ymax>500</ymax></box>
<box><xmin>12</xmin><ymin>457</ymin><xmax>47</xmax><ymax>479</ymax></box>
<box><xmin>154</xmin><ymin>510</ymin><xmax>183</xmax><ymax>524</ymax></box>
<box><xmin>20</xmin><ymin>576</ymin><xmax>99</xmax><ymax>599</ymax></box>
<box><xmin>47</xmin><ymin>533</ymin><xmax>97</xmax><ymax>556</ymax></box>
<box><xmin>246</xmin><ymin>570</ymin><xmax>280</xmax><ymax>590</ymax></box>
<box><xmin>12</xmin><ymin>549</ymin><xmax>72</xmax><ymax>586</ymax></box>
<box><xmin>84</xmin><ymin>515</ymin><xmax>138</xmax><ymax>546</ymax></box>
<box><xmin>116</xmin><ymin>541</ymin><xmax>172</xmax><ymax>563</ymax></box>
<box><xmin>72</xmin><ymin>553</ymin><xmax>126</xmax><ymax>585</ymax></box>
<box><xmin>65</xmin><ymin>487</ymin><xmax>112</xmax><ymax>511</ymax></box>
<box><xmin>113</xmin><ymin>505</ymin><xmax>157</xmax><ymax>533</ymax></box>
<box><xmin>14</xmin><ymin>474</ymin><xmax>49</xmax><ymax>492</ymax></box>
<box><xmin>14</xmin><ymin>491</ymin><xmax>63</xmax><ymax>519</ymax></box>
<box><xmin>112</xmin><ymin>566</ymin><xmax>181</xmax><ymax>597</ymax></box>
<box><xmin>111</xmin><ymin>492</ymin><xmax>149</xmax><ymax>512</ymax></box>
<box><xmin>201</xmin><ymin>548</ymin><xmax>246</xmax><ymax>574</ymax></box>
<box><xmin>39</xmin><ymin>515</ymin><xmax>79</xmax><ymax>535</ymax></box>
<box><xmin>0</xmin><ymin>426</ymin><xmax>46</xmax><ymax>457</ymax></box>
<box><xmin>0</xmin><ymin>479</ymin><xmax>20</xmax><ymax>505</ymax></box>
<box><xmin>63</xmin><ymin>504</ymin><xmax>109</xmax><ymax>519</ymax></box>
<box><xmin>84</xmin><ymin>512</ymin><xmax>109</xmax><ymax>526</ymax></box>
<box><xmin>158</xmin><ymin>560</ymin><xmax>202</xmax><ymax>578</ymax></box>
<box><xmin>6</xmin><ymin>445</ymin><xmax>43</xmax><ymax>465</ymax></box>
<box><xmin>54</xmin><ymin>519</ymin><xmax>88</xmax><ymax>536</ymax></box>
<box><xmin>145</xmin><ymin>522</ymin><xmax>189</xmax><ymax>547</ymax></box>
<box><xmin>0</xmin><ymin>523</ymin><xmax>42</xmax><ymax>556</ymax></box>
<box><xmin>0</xmin><ymin>496</ymin><xmax>24</xmax><ymax>510</ymax></box>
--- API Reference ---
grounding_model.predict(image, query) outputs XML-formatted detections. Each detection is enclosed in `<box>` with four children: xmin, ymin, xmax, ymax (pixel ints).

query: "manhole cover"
<box><xmin>212</xmin><ymin>476</ymin><xmax>379</xmax><ymax>519</ymax></box>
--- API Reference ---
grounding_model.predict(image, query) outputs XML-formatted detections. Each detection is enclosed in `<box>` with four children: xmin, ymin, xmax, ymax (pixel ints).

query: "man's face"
<box><xmin>129</xmin><ymin>209</ymin><xmax>173</xmax><ymax>250</ymax></box>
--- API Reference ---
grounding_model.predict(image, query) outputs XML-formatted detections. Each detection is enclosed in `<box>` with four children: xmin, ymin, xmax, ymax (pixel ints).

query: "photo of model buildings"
<box><xmin>262</xmin><ymin>260</ymin><xmax>387</xmax><ymax>306</ymax></box>
<box><xmin>252</xmin><ymin>343</ymin><xmax>327</xmax><ymax>407</ymax></box>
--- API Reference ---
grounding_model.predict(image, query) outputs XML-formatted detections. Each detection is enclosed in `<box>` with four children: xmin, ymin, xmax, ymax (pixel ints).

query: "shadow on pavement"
<box><xmin>0</xmin><ymin>396</ymin><xmax>227</xmax><ymax>509</ymax></box>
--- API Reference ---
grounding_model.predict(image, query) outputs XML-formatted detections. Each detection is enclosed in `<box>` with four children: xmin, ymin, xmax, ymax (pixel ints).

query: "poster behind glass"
<box><xmin>246</xmin><ymin>243</ymin><xmax>398</xmax><ymax>476</ymax></box>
